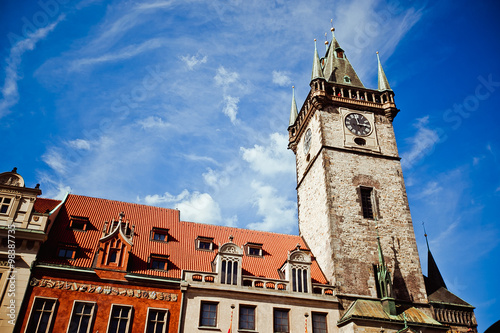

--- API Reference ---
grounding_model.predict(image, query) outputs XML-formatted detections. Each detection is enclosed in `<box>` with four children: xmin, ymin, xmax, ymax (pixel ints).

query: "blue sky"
<box><xmin>1</xmin><ymin>0</ymin><xmax>499</xmax><ymax>330</ymax></box>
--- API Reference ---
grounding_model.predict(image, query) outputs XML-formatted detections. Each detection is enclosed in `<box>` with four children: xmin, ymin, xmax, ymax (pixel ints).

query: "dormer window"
<box><xmin>281</xmin><ymin>247</ymin><xmax>312</xmax><ymax>293</ymax></box>
<box><xmin>336</xmin><ymin>50</ymin><xmax>344</xmax><ymax>58</ymax></box>
<box><xmin>0</xmin><ymin>197</ymin><xmax>12</xmax><ymax>214</ymax></box>
<box><xmin>344</xmin><ymin>76</ymin><xmax>351</xmax><ymax>83</ymax></box>
<box><xmin>58</xmin><ymin>243</ymin><xmax>77</xmax><ymax>259</ymax></box>
<box><xmin>215</xmin><ymin>241</ymin><xmax>243</xmax><ymax>286</ymax></box>
<box><xmin>196</xmin><ymin>236</ymin><xmax>214</xmax><ymax>251</ymax></box>
<box><xmin>151</xmin><ymin>228</ymin><xmax>169</xmax><ymax>242</ymax></box>
<box><xmin>244</xmin><ymin>242</ymin><xmax>263</xmax><ymax>257</ymax></box>
<box><xmin>69</xmin><ymin>215</ymin><xmax>89</xmax><ymax>231</ymax></box>
<box><xmin>150</xmin><ymin>254</ymin><xmax>169</xmax><ymax>271</ymax></box>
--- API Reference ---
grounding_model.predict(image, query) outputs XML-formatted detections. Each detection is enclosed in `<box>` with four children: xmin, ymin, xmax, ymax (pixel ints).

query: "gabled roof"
<box><xmin>33</xmin><ymin>198</ymin><xmax>62</xmax><ymax>214</ymax></box>
<box><xmin>338</xmin><ymin>299</ymin><xmax>444</xmax><ymax>328</ymax></box>
<box><xmin>37</xmin><ymin>194</ymin><xmax>328</xmax><ymax>283</ymax></box>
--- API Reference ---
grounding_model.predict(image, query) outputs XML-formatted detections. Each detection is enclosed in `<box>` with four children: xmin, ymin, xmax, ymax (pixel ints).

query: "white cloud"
<box><xmin>67</xmin><ymin>139</ymin><xmax>91</xmax><ymax>150</ymax></box>
<box><xmin>241</xmin><ymin>132</ymin><xmax>295</xmax><ymax>176</ymax></box>
<box><xmin>214</xmin><ymin>66</ymin><xmax>239</xmax><ymax>88</ymax></box>
<box><xmin>416</xmin><ymin>181</ymin><xmax>442</xmax><ymax>199</ymax></box>
<box><xmin>70</xmin><ymin>38</ymin><xmax>165</xmax><ymax>71</ymax></box>
<box><xmin>180</xmin><ymin>54</ymin><xmax>208</xmax><ymax>70</ymax></box>
<box><xmin>401</xmin><ymin>116</ymin><xmax>440</xmax><ymax>170</ymax></box>
<box><xmin>222</xmin><ymin>95</ymin><xmax>239</xmax><ymax>124</ymax></box>
<box><xmin>137</xmin><ymin>116</ymin><xmax>171</xmax><ymax>129</ymax></box>
<box><xmin>272</xmin><ymin>70</ymin><xmax>291</xmax><ymax>86</ymax></box>
<box><xmin>0</xmin><ymin>15</ymin><xmax>65</xmax><ymax>118</ymax></box>
<box><xmin>203</xmin><ymin>168</ymin><xmax>230</xmax><ymax>189</ymax></box>
<box><xmin>246</xmin><ymin>181</ymin><xmax>296</xmax><ymax>232</ymax></box>
<box><xmin>136</xmin><ymin>1</ymin><xmax>175</xmax><ymax>10</ymax></box>
<box><xmin>142</xmin><ymin>189</ymin><xmax>222</xmax><ymax>224</ymax></box>
<box><xmin>42</xmin><ymin>148</ymin><xmax>67</xmax><ymax>175</ymax></box>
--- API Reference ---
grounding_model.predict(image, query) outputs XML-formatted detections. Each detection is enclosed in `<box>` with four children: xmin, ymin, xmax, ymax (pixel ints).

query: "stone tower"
<box><xmin>287</xmin><ymin>29</ymin><xmax>428</xmax><ymax>304</ymax></box>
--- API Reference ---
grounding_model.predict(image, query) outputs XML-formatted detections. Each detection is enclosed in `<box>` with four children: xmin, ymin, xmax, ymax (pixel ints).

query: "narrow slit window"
<box><xmin>360</xmin><ymin>187</ymin><xmax>374</xmax><ymax>219</ymax></box>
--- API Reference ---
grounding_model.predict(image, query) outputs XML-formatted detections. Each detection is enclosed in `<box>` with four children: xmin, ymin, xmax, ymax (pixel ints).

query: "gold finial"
<box><xmin>330</xmin><ymin>19</ymin><xmax>335</xmax><ymax>31</ymax></box>
<box><xmin>292</xmin><ymin>86</ymin><xmax>295</xmax><ymax>89</ymax></box>
<box><xmin>314</xmin><ymin>38</ymin><xmax>316</xmax><ymax>41</ymax></box>
<box><xmin>376</xmin><ymin>51</ymin><xmax>379</xmax><ymax>54</ymax></box>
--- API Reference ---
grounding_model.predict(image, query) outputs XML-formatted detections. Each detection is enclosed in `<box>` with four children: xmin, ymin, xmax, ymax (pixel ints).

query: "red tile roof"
<box><xmin>33</xmin><ymin>198</ymin><xmax>61</xmax><ymax>214</ymax></box>
<box><xmin>38</xmin><ymin>194</ymin><xmax>328</xmax><ymax>284</ymax></box>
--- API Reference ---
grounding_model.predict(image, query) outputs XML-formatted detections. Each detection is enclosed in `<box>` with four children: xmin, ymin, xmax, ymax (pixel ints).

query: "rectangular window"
<box><xmin>273</xmin><ymin>309</ymin><xmax>289</xmax><ymax>333</ymax></box>
<box><xmin>239</xmin><ymin>305</ymin><xmax>255</xmax><ymax>330</ymax></box>
<box><xmin>151</xmin><ymin>228</ymin><xmax>169</xmax><ymax>242</ymax></box>
<box><xmin>245</xmin><ymin>242</ymin><xmax>263</xmax><ymax>257</ymax></box>
<box><xmin>26</xmin><ymin>297</ymin><xmax>57</xmax><ymax>333</ymax></box>
<box><xmin>69</xmin><ymin>216</ymin><xmax>89</xmax><ymax>231</ymax></box>
<box><xmin>58</xmin><ymin>245</ymin><xmax>77</xmax><ymax>259</ymax></box>
<box><xmin>0</xmin><ymin>197</ymin><xmax>12</xmax><ymax>214</ymax></box>
<box><xmin>196</xmin><ymin>236</ymin><xmax>214</xmax><ymax>251</ymax></box>
<box><xmin>67</xmin><ymin>301</ymin><xmax>96</xmax><ymax>333</ymax></box>
<box><xmin>312</xmin><ymin>313</ymin><xmax>327</xmax><ymax>333</ymax></box>
<box><xmin>199</xmin><ymin>302</ymin><xmax>217</xmax><ymax>327</ymax></box>
<box><xmin>145</xmin><ymin>308</ymin><xmax>168</xmax><ymax>333</ymax></box>
<box><xmin>150</xmin><ymin>254</ymin><xmax>169</xmax><ymax>271</ymax></box>
<box><xmin>360</xmin><ymin>187</ymin><xmax>374</xmax><ymax>219</ymax></box>
<box><xmin>108</xmin><ymin>305</ymin><xmax>132</xmax><ymax>333</ymax></box>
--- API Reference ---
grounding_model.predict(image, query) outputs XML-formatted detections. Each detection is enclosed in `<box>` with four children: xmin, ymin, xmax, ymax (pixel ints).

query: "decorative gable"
<box><xmin>95</xmin><ymin>212</ymin><xmax>134</xmax><ymax>272</ymax></box>
<box><xmin>214</xmin><ymin>236</ymin><xmax>243</xmax><ymax>286</ymax></box>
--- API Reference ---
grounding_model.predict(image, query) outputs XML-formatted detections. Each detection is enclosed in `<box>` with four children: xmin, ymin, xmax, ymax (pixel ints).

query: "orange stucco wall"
<box><xmin>16</xmin><ymin>272</ymin><xmax>182</xmax><ymax>333</ymax></box>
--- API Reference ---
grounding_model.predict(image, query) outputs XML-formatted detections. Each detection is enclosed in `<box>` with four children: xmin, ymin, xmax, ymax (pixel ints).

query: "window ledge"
<box><xmin>198</xmin><ymin>326</ymin><xmax>221</xmax><ymax>331</ymax></box>
<box><xmin>238</xmin><ymin>329</ymin><xmax>258</xmax><ymax>333</ymax></box>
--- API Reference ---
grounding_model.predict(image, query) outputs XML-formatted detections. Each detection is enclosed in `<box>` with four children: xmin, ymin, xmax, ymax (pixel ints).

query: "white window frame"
<box><xmin>107</xmin><ymin>304</ymin><xmax>133</xmax><ymax>333</ymax></box>
<box><xmin>144</xmin><ymin>307</ymin><xmax>169</xmax><ymax>333</ymax></box>
<box><xmin>25</xmin><ymin>296</ymin><xmax>58</xmax><ymax>333</ymax></box>
<box><xmin>0</xmin><ymin>196</ymin><xmax>13</xmax><ymax>215</ymax></box>
<box><xmin>66</xmin><ymin>300</ymin><xmax>96</xmax><ymax>333</ymax></box>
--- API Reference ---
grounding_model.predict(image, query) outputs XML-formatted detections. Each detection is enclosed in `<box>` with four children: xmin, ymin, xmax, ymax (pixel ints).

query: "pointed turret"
<box><xmin>311</xmin><ymin>39</ymin><xmax>324</xmax><ymax>81</ymax></box>
<box><xmin>289</xmin><ymin>86</ymin><xmax>298</xmax><ymax>127</ymax></box>
<box><xmin>424</xmin><ymin>230</ymin><xmax>447</xmax><ymax>295</ymax></box>
<box><xmin>377</xmin><ymin>51</ymin><xmax>392</xmax><ymax>91</ymax></box>
<box><xmin>322</xmin><ymin>27</ymin><xmax>364</xmax><ymax>87</ymax></box>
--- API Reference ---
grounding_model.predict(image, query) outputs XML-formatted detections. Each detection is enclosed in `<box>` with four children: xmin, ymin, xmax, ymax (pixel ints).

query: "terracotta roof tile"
<box><xmin>33</xmin><ymin>198</ymin><xmax>61</xmax><ymax>214</ymax></box>
<box><xmin>38</xmin><ymin>194</ymin><xmax>328</xmax><ymax>284</ymax></box>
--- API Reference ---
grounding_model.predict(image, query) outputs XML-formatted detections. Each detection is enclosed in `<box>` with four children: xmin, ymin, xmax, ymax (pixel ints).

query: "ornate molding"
<box><xmin>29</xmin><ymin>277</ymin><xmax>178</xmax><ymax>301</ymax></box>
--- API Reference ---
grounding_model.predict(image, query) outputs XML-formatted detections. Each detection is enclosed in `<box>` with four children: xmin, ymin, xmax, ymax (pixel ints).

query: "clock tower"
<box><xmin>288</xmin><ymin>29</ymin><xmax>428</xmax><ymax>305</ymax></box>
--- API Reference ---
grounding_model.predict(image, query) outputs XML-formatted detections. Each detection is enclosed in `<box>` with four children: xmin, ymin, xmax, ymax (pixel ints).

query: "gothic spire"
<box><xmin>322</xmin><ymin>27</ymin><xmax>364</xmax><ymax>88</ymax></box>
<box><xmin>377</xmin><ymin>51</ymin><xmax>392</xmax><ymax>91</ymax></box>
<box><xmin>423</xmin><ymin>225</ymin><xmax>447</xmax><ymax>295</ymax></box>
<box><xmin>311</xmin><ymin>39</ymin><xmax>324</xmax><ymax>81</ymax></box>
<box><xmin>289</xmin><ymin>86</ymin><xmax>298</xmax><ymax>127</ymax></box>
<box><xmin>375</xmin><ymin>220</ymin><xmax>393</xmax><ymax>299</ymax></box>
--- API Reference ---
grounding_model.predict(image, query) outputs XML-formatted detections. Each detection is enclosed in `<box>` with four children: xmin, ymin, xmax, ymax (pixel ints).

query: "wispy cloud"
<box><xmin>137</xmin><ymin>116</ymin><xmax>171</xmax><ymax>130</ymax></box>
<box><xmin>272</xmin><ymin>70</ymin><xmax>291</xmax><ymax>87</ymax></box>
<box><xmin>180</xmin><ymin>54</ymin><xmax>208</xmax><ymax>70</ymax></box>
<box><xmin>70</xmin><ymin>38</ymin><xmax>166</xmax><ymax>71</ymax></box>
<box><xmin>401</xmin><ymin>116</ymin><xmax>440</xmax><ymax>170</ymax></box>
<box><xmin>0</xmin><ymin>15</ymin><xmax>65</xmax><ymax>118</ymax></box>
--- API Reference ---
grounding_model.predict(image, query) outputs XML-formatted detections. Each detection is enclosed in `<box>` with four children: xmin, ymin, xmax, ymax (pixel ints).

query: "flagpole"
<box><xmin>228</xmin><ymin>305</ymin><xmax>234</xmax><ymax>333</ymax></box>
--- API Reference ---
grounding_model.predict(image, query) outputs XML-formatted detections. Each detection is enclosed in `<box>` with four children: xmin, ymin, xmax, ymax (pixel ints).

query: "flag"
<box><xmin>228</xmin><ymin>307</ymin><xmax>233</xmax><ymax>333</ymax></box>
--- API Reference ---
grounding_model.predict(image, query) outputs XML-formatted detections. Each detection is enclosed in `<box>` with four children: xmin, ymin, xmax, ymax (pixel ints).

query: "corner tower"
<box><xmin>288</xmin><ymin>28</ymin><xmax>427</xmax><ymax>304</ymax></box>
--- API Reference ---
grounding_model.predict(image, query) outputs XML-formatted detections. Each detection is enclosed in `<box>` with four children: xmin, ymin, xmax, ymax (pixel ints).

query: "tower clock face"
<box><xmin>345</xmin><ymin>113</ymin><xmax>372</xmax><ymax>136</ymax></box>
<box><xmin>304</xmin><ymin>128</ymin><xmax>312</xmax><ymax>154</ymax></box>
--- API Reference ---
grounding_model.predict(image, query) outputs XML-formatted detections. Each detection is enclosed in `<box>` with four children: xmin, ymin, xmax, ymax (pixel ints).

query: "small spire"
<box><xmin>377</xmin><ymin>51</ymin><xmax>392</xmax><ymax>91</ymax></box>
<box><xmin>311</xmin><ymin>39</ymin><xmax>324</xmax><ymax>81</ymax></box>
<box><xmin>324</xmin><ymin>33</ymin><xmax>329</xmax><ymax>52</ymax></box>
<box><xmin>375</xmin><ymin>219</ymin><xmax>393</xmax><ymax>299</ymax></box>
<box><xmin>289</xmin><ymin>86</ymin><xmax>298</xmax><ymax>127</ymax></box>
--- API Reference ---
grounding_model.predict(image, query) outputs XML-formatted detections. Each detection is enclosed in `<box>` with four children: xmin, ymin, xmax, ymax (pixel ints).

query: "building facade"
<box><xmin>8</xmin><ymin>25</ymin><xmax>478</xmax><ymax>333</ymax></box>
<box><xmin>0</xmin><ymin>169</ymin><xmax>61</xmax><ymax>333</ymax></box>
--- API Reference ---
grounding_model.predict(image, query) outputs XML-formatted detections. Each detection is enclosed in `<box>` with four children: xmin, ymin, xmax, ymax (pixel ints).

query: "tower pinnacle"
<box><xmin>289</xmin><ymin>86</ymin><xmax>298</xmax><ymax>127</ymax></box>
<box><xmin>311</xmin><ymin>39</ymin><xmax>324</xmax><ymax>81</ymax></box>
<box><xmin>377</xmin><ymin>51</ymin><xmax>392</xmax><ymax>91</ymax></box>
